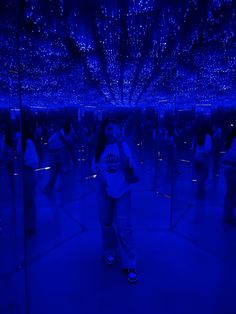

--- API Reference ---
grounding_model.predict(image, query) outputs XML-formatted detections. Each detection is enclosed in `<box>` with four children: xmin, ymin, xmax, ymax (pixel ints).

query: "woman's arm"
<box><xmin>117</xmin><ymin>140</ymin><xmax>135</xmax><ymax>171</ymax></box>
<box><xmin>24</xmin><ymin>139</ymin><xmax>39</xmax><ymax>169</ymax></box>
<box><xmin>117</xmin><ymin>140</ymin><xmax>130</xmax><ymax>171</ymax></box>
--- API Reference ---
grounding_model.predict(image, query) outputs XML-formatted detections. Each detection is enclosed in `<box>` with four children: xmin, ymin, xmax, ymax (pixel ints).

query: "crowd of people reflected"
<box><xmin>1</xmin><ymin>107</ymin><xmax>236</xmax><ymax>282</ymax></box>
<box><xmin>1</xmin><ymin>0</ymin><xmax>236</xmax><ymax>312</ymax></box>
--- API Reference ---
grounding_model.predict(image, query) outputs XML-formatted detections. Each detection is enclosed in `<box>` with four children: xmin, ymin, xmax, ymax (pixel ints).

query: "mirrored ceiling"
<box><xmin>0</xmin><ymin>0</ymin><xmax>235</xmax><ymax>109</ymax></box>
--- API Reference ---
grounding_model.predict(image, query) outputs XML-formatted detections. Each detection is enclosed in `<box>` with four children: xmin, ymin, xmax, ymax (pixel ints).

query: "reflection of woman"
<box><xmin>164</xmin><ymin>125</ymin><xmax>178</xmax><ymax>173</ymax></box>
<box><xmin>92</xmin><ymin>119</ymin><xmax>138</xmax><ymax>284</ymax></box>
<box><xmin>212</xmin><ymin>124</ymin><xmax>222</xmax><ymax>177</ymax></box>
<box><xmin>193</xmin><ymin>125</ymin><xmax>212</xmax><ymax>198</ymax></box>
<box><xmin>43</xmin><ymin>122</ymin><xmax>71</xmax><ymax>193</ymax></box>
<box><xmin>0</xmin><ymin>123</ymin><xmax>14</xmax><ymax>178</ymax></box>
<box><xmin>18</xmin><ymin>127</ymin><xmax>39</xmax><ymax>234</ymax></box>
<box><xmin>223</xmin><ymin>127</ymin><xmax>236</xmax><ymax>224</ymax></box>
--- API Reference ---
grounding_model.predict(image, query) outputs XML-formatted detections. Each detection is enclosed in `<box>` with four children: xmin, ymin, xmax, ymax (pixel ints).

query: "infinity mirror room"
<box><xmin>1</xmin><ymin>0</ymin><xmax>236</xmax><ymax>313</ymax></box>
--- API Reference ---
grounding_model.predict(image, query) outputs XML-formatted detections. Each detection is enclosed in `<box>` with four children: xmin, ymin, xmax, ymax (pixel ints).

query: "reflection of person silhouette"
<box><xmin>193</xmin><ymin>124</ymin><xmax>212</xmax><ymax>198</ymax></box>
<box><xmin>92</xmin><ymin>119</ymin><xmax>138</xmax><ymax>283</ymax></box>
<box><xmin>18</xmin><ymin>127</ymin><xmax>39</xmax><ymax>234</ymax></box>
<box><xmin>212</xmin><ymin>124</ymin><xmax>222</xmax><ymax>177</ymax></box>
<box><xmin>0</xmin><ymin>123</ymin><xmax>14</xmax><ymax>190</ymax></box>
<box><xmin>164</xmin><ymin>125</ymin><xmax>179</xmax><ymax>175</ymax></box>
<box><xmin>43</xmin><ymin>122</ymin><xmax>71</xmax><ymax>194</ymax></box>
<box><xmin>223</xmin><ymin>127</ymin><xmax>236</xmax><ymax>224</ymax></box>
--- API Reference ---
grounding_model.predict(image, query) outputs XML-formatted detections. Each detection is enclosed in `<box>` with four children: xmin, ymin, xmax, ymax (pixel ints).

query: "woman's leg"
<box><xmin>195</xmin><ymin>154</ymin><xmax>209</xmax><ymax>197</ymax></box>
<box><xmin>115</xmin><ymin>190</ymin><xmax>136</xmax><ymax>269</ymax></box>
<box><xmin>45</xmin><ymin>151</ymin><xmax>61</xmax><ymax>192</ymax></box>
<box><xmin>97</xmin><ymin>184</ymin><xmax>117</xmax><ymax>258</ymax></box>
<box><xmin>213</xmin><ymin>149</ymin><xmax>220</xmax><ymax>177</ymax></box>
<box><xmin>195</xmin><ymin>156</ymin><xmax>204</xmax><ymax>197</ymax></box>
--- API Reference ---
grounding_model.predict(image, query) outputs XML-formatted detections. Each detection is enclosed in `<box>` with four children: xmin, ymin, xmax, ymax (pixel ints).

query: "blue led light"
<box><xmin>0</xmin><ymin>0</ymin><xmax>235</xmax><ymax>109</ymax></box>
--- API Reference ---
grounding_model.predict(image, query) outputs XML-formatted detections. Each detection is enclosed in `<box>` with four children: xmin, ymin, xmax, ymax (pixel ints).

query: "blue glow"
<box><xmin>0</xmin><ymin>0</ymin><xmax>235</xmax><ymax>109</ymax></box>
<box><xmin>1</xmin><ymin>2</ymin><xmax>236</xmax><ymax>311</ymax></box>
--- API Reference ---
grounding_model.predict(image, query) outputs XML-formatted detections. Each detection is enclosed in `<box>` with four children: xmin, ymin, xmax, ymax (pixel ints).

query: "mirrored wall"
<box><xmin>1</xmin><ymin>0</ymin><xmax>236</xmax><ymax>313</ymax></box>
<box><xmin>0</xmin><ymin>1</ymin><xmax>26</xmax><ymax>313</ymax></box>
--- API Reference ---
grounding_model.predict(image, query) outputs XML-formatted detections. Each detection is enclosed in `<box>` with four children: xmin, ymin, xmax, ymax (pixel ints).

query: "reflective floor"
<box><xmin>27</xmin><ymin>230</ymin><xmax>236</xmax><ymax>314</ymax></box>
<box><xmin>2</xmin><ymin>147</ymin><xmax>235</xmax><ymax>314</ymax></box>
<box><xmin>1</xmin><ymin>0</ymin><xmax>236</xmax><ymax>312</ymax></box>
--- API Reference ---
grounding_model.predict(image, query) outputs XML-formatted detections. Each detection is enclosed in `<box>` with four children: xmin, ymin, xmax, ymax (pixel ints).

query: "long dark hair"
<box><xmin>167</xmin><ymin>124</ymin><xmax>174</xmax><ymax>137</ymax></box>
<box><xmin>196</xmin><ymin>129</ymin><xmax>206</xmax><ymax>147</ymax></box>
<box><xmin>196</xmin><ymin>121</ymin><xmax>211</xmax><ymax>147</ymax></box>
<box><xmin>4</xmin><ymin>123</ymin><xmax>12</xmax><ymax>148</ymax></box>
<box><xmin>22</xmin><ymin>122</ymin><xmax>36</xmax><ymax>153</ymax></box>
<box><xmin>63</xmin><ymin>120</ymin><xmax>71</xmax><ymax>135</ymax></box>
<box><xmin>94</xmin><ymin>119</ymin><xmax>119</xmax><ymax>163</ymax></box>
<box><xmin>21</xmin><ymin>108</ymin><xmax>35</xmax><ymax>153</ymax></box>
<box><xmin>226</xmin><ymin>126</ymin><xmax>236</xmax><ymax>149</ymax></box>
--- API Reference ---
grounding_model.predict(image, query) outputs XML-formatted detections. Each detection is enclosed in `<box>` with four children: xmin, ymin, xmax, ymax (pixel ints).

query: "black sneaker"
<box><xmin>123</xmin><ymin>268</ymin><xmax>138</xmax><ymax>284</ymax></box>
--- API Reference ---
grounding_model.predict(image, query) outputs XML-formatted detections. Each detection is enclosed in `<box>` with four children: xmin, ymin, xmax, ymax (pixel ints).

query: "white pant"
<box><xmin>97</xmin><ymin>183</ymin><xmax>136</xmax><ymax>269</ymax></box>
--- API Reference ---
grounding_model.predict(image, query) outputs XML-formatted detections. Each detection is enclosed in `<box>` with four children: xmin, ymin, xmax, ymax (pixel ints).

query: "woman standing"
<box><xmin>223</xmin><ymin>127</ymin><xmax>236</xmax><ymax>224</ymax></box>
<box><xmin>43</xmin><ymin>121</ymin><xmax>71</xmax><ymax>194</ymax></box>
<box><xmin>17</xmin><ymin>121</ymin><xmax>39</xmax><ymax>234</ymax></box>
<box><xmin>0</xmin><ymin>123</ymin><xmax>14</xmax><ymax>182</ymax></box>
<box><xmin>193</xmin><ymin>122</ymin><xmax>212</xmax><ymax>198</ymax></box>
<box><xmin>164</xmin><ymin>124</ymin><xmax>179</xmax><ymax>175</ymax></box>
<box><xmin>92</xmin><ymin>119</ymin><xmax>138</xmax><ymax>284</ymax></box>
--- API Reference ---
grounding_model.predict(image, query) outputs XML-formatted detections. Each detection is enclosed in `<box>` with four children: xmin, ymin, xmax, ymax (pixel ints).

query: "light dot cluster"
<box><xmin>0</xmin><ymin>0</ymin><xmax>235</xmax><ymax>110</ymax></box>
